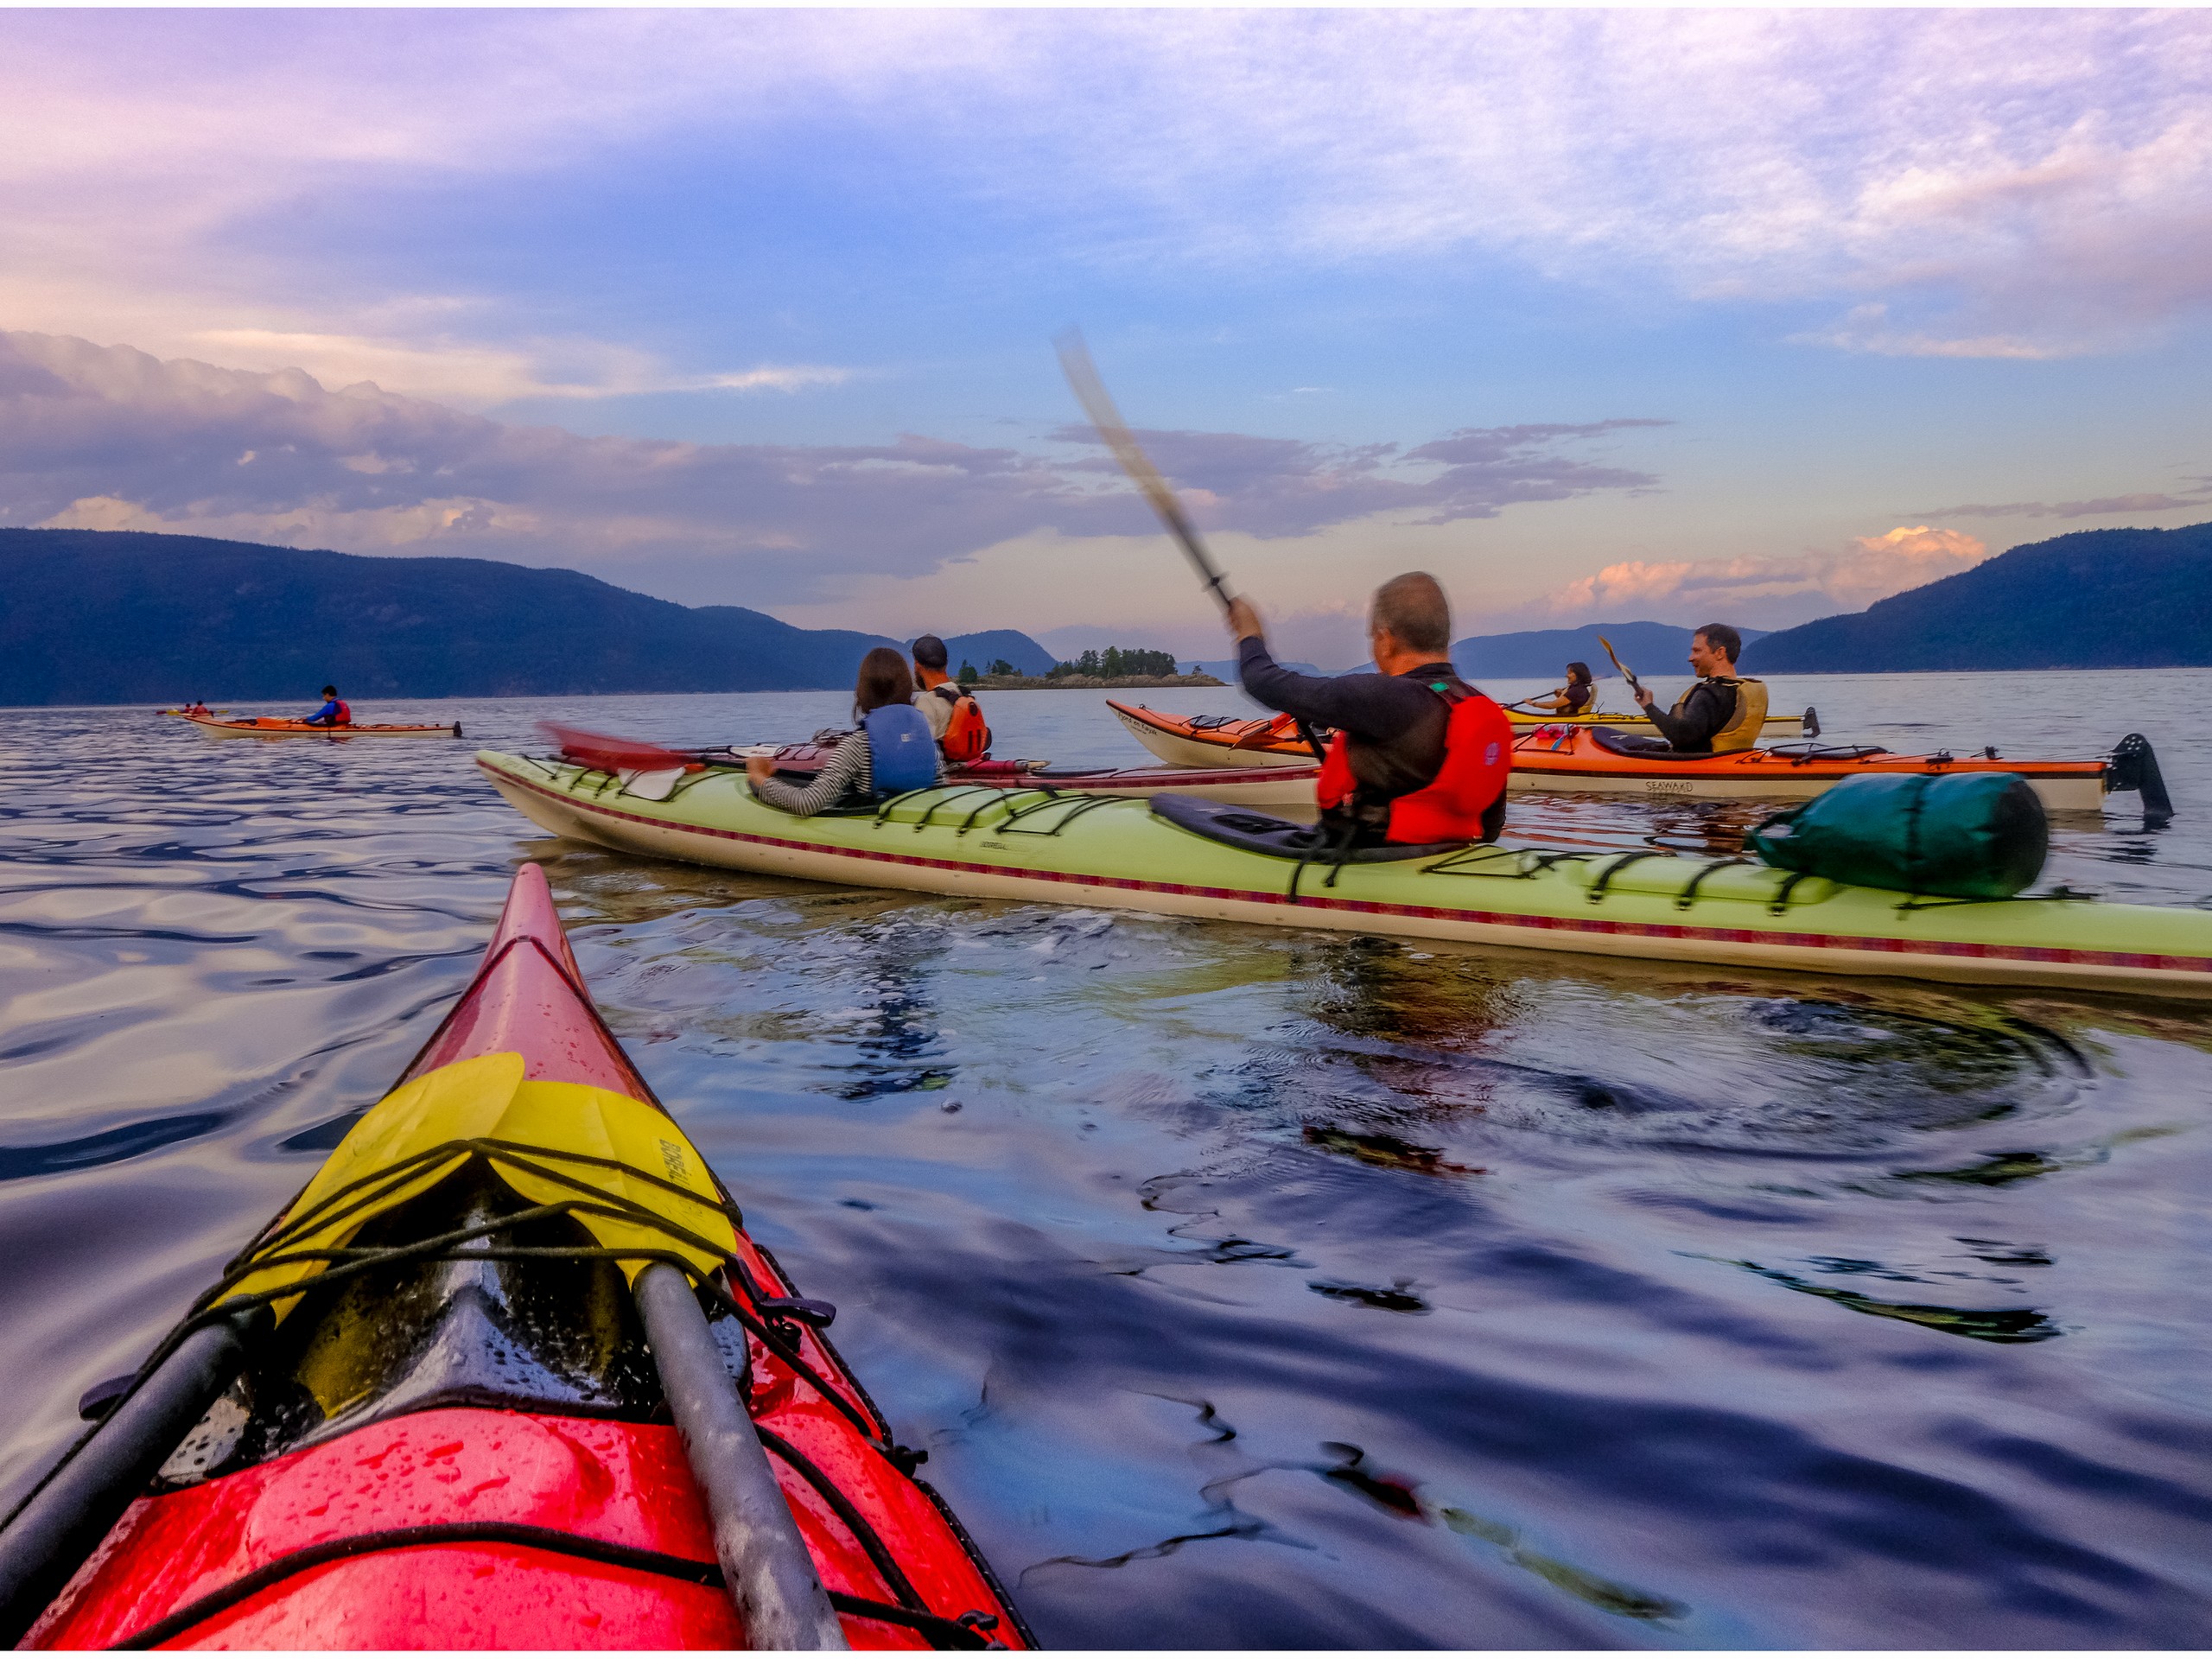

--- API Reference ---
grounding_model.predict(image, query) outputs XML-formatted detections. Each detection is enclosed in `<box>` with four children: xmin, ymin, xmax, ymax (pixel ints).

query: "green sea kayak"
<box><xmin>478</xmin><ymin>751</ymin><xmax>2212</xmax><ymax>1000</ymax></box>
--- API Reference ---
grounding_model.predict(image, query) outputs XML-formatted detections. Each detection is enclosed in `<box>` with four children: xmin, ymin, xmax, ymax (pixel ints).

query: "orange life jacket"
<box><xmin>933</xmin><ymin>684</ymin><xmax>991</xmax><ymax>765</ymax></box>
<box><xmin>1314</xmin><ymin>678</ymin><xmax>1512</xmax><ymax>844</ymax></box>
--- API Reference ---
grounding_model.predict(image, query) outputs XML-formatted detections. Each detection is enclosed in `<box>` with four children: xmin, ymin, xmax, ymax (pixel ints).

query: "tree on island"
<box><xmin>957</xmin><ymin>659</ymin><xmax>978</xmax><ymax>685</ymax></box>
<box><xmin>1047</xmin><ymin>646</ymin><xmax>1179</xmax><ymax>679</ymax></box>
<box><xmin>988</xmin><ymin>658</ymin><xmax>1015</xmax><ymax>677</ymax></box>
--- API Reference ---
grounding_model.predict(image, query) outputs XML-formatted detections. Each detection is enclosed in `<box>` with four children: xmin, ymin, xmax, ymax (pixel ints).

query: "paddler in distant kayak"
<box><xmin>1626</xmin><ymin>624</ymin><xmax>1767</xmax><ymax>753</ymax></box>
<box><xmin>746</xmin><ymin>646</ymin><xmax>944</xmax><ymax>815</ymax></box>
<box><xmin>302</xmin><ymin>684</ymin><xmax>352</xmax><ymax>728</ymax></box>
<box><xmin>1229</xmin><ymin>571</ymin><xmax>1513</xmax><ymax>845</ymax></box>
<box><xmin>1523</xmin><ymin>660</ymin><xmax>1596</xmax><ymax>716</ymax></box>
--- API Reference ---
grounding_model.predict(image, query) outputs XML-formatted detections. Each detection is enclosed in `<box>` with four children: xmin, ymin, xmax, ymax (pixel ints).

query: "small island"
<box><xmin>957</xmin><ymin>645</ymin><xmax>1225</xmax><ymax>691</ymax></box>
<box><xmin>966</xmin><ymin>671</ymin><xmax>1226</xmax><ymax>690</ymax></box>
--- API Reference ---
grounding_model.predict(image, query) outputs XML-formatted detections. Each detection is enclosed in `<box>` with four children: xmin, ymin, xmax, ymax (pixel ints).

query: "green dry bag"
<box><xmin>1748</xmin><ymin>772</ymin><xmax>2048</xmax><ymax>899</ymax></box>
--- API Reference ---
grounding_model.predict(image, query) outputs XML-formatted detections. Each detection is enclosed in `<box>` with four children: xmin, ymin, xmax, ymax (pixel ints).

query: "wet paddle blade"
<box><xmin>537</xmin><ymin>721</ymin><xmax>699</xmax><ymax>774</ymax></box>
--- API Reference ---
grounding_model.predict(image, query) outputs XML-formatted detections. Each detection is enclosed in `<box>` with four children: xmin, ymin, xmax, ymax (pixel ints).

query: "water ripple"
<box><xmin>3</xmin><ymin>683</ymin><xmax>2212</xmax><ymax>1646</ymax></box>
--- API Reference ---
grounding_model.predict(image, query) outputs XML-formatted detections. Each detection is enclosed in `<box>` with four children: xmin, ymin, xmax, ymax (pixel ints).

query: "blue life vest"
<box><xmin>863</xmin><ymin>703</ymin><xmax>938</xmax><ymax>796</ymax></box>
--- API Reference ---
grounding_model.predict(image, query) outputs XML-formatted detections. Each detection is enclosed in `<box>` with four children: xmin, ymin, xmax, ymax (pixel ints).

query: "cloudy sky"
<box><xmin>4</xmin><ymin>10</ymin><xmax>2210</xmax><ymax>663</ymax></box>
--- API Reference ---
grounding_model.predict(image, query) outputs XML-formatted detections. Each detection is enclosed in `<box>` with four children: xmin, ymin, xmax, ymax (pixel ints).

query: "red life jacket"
<box><xmin>1314</xmin><ymin>678</ymin><xmax>1512</xmax><ymax>844</ymax></box>
<box><xmin>932</xmin><ymin>684</ymin><xmax>991</xmax><ymax>765</ymax></box>
<box><xmin>333</xmin><ymin>699</ymin><xmax>353</xmax><ymax>726</ymax></box>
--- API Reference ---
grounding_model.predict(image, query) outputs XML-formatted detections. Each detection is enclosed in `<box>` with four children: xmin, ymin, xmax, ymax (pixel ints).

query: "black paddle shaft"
<box><xmin>1054</xmin><ymin>330</ymin><xmax>1325</xmax><ymax>763</ymax></box>
<box><xmin>0</xmin><ymin>1306</ymin><xmax>267</xmax><ymax>1646</ymax></box>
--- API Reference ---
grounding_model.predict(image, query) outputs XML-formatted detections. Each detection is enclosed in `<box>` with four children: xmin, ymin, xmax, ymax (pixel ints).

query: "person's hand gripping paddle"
<box><xmin>1055</xmin><ymin>329</ymin><xmax>1323</xmax><ymax>763</ymax></box>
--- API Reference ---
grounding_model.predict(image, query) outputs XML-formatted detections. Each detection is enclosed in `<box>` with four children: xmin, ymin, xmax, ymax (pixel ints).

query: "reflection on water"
<box><xmin>3</xmin><ymin>675</ymin><xmax>2212</xmax><ymax>1647</ymax></box>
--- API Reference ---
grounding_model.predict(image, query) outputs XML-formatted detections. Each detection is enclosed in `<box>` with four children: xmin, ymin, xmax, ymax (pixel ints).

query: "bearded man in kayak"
<box><xmin>302</xmin><ymin>684</ymin><xmax>351</xmax><ymax>727</ymax></box>
<box><xmin>1228</xmin><ymin>571</ymin><xmax>1512</xmax><ymax>845</ymax></box>
<box><xmin>1629</xmin><ymin>624</ymin><xmax>1768</xmax><ymax>753</ymax></box>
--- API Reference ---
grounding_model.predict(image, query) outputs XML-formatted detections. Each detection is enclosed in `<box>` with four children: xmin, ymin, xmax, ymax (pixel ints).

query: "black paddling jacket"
<box><xmin>1236</xmin><ymin>638</ymin><xmax>1510</xmax><ymax>843</ymax></box>
<box><xmin>1237</xmin><ymin>638</ymin><xmax>1454</xmax><ymax>799</ymax></box>
<box><xmin>1644</xmin><ymin>678</ymin><xmax>1738</xmax><ymax>753</ymax></box>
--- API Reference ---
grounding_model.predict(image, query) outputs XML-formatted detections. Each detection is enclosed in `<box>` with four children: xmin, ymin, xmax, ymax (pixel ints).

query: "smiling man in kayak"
<box><xmin>1227</xmin><ymin>572</ymin><xmax>1512</xmax><ymax>845</ymax></box>
<box><xmin>1629</xmin><ymin>625</ymin><xmax>1768</xmax><ymax>753</ymax></box>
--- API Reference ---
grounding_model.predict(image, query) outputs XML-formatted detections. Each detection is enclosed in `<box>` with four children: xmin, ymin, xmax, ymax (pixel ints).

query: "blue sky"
<box><xmin>3</xmin><ymin>10</ymin><xmax>2209</xmax><ymax>664</ymax></box>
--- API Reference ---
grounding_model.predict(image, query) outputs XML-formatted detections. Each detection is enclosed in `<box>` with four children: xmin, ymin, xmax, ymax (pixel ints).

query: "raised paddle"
<box><xmin>1596</xmin><ymin>635</ymin><xmax>1643</xmax><ymax>701</ymax></box>
<box><xmin>1055</xmin><ymin>329</ymin><xmax>1324</xmax><ymax>763</ymax></box>
<box><xmin>1055</xmin><ymin>329</ymin><xmax>1234</xmax><ymax>616</ymax></box>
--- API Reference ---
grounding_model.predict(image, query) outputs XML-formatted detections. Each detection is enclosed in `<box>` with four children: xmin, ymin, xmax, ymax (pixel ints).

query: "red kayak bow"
<box><xmin>4</xmin><ymin>864</ymin><xmax>1027</xmax><ymax>1650</ymax></box>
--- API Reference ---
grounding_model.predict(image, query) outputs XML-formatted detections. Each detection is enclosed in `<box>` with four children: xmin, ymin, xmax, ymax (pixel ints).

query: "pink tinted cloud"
<box><xmin>1540</xmin><ymin>527</ymin><xmax>1991</xmax><ymax>630</ymax></box>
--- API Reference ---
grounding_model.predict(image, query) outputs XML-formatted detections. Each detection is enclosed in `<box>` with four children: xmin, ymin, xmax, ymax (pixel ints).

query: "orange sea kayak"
<box><xmin>1505</xmin><ymin>724</ymin><xmax>2118</xmax><ymax>811</ymax></box>
<box><xmin>186</xmin><ymin>714</ymin><xmax>461</xmax><ymax>740</ymax></box>
<box><xmin>1109</xmin><ymin>700</ymin><xmax>1810</xmax><ymax>769</ymax></box>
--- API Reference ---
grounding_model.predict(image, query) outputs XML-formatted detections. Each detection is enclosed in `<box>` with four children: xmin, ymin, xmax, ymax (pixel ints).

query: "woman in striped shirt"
<box><xmin>746</xmin><ymin>647</ymin><xmax>944</xmax><ymax>814</ymax></box>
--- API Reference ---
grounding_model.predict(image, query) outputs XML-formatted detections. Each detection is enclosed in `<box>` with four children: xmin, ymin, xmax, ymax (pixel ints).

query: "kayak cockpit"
<box><xmin>1148</xmin><ymin>792</ymin><xmax>1463</xmax><ymax>862</ymax></box>
<box><xmin>151</xmin><ymin>1162</ymin><xmax>680</xmax><ymax>1491</ymax></box>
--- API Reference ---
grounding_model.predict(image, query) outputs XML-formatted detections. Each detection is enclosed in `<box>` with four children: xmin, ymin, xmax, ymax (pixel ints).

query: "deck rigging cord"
<box><xmin>4</xmin><ymin>1132</ymin><xmax>1007</xmax><ymax>1649</ymax></box>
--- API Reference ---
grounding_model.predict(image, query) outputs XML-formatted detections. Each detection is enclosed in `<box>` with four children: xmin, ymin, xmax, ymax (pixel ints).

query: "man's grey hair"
<box><xmin>1370</xmin><ymin>572</ymin><xmax>1452</xmax><ymax>656</ymax></box>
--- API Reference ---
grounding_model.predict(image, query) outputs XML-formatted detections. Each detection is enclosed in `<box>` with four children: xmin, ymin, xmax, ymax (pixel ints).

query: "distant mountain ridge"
<box><xmin>0</xmin><ymin>529</ymin><xmax>1049</xmax><ymax>705</ymax></box>
<box><xmin>1177</xmin><ymin>657</ymin><xmax>1325</xmax><ymax>680</ymax></box>
<box><xmin>923</xmin><ymin>630</ymin><xmax>1058</xmax><ymax>677</ymax></box>
<box><xmin>1743</xmin><ymin>522</ymin><xmax>2212</xmax><ymax>673</ymax></box>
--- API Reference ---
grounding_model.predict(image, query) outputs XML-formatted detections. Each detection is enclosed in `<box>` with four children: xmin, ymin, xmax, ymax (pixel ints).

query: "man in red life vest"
<box><xmin>302</xmin><ymin>684</ymin><xmax>352</xmax><ymax>728</ymax></box>
<box><xmin>1227</xmin><ymin>572</ymin><xmax>1511</xmax><ymax>845</ymax></box>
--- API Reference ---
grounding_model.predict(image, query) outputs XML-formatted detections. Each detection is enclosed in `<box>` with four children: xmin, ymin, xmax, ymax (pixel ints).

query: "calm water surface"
<box><xmin>3</xmin><ymin>671</ymin><xmax>2211</xmax><ymax>1648</ymax></box>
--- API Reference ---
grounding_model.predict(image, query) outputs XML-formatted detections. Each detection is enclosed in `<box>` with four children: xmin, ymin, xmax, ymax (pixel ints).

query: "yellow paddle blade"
<box><xmin>224</xmin><ymin>1053</ymin><xmax>735</xmax><ymax>1320</ymax></box>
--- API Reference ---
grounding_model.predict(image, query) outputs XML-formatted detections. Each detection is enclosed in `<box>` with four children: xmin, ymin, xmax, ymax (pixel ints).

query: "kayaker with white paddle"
<box><xmin>1052</xmin><ymin>333</ymin><xmax>1511</xmax><ymax>849</ymax></box>
<box><xmin>1229</xmin><ymin>573</ymin><xmax>1514</xmax><ymax>847</ymax></box>
<box><xmin>744</xmin><ymin>647</ymin><xmax>943</xmax><ymax>815</ymax></box>
<box><xmin>1620</xmin><ymin>624</ymin><xmax>1768</xmax><ymax>754</ymax></box>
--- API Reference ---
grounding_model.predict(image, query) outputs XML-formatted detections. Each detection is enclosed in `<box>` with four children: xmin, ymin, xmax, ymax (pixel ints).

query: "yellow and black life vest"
<box><xmin>1669</xmin><ymin>675</ymin><xmax>1767</xmax><ymax>753</ymax></box>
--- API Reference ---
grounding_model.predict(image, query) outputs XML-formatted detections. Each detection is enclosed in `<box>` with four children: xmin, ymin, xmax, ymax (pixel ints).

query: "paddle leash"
<box><xmin>1055</xmin><ymin>329</ymin><xmax>1323</xmax><ymax>762</ymax></box>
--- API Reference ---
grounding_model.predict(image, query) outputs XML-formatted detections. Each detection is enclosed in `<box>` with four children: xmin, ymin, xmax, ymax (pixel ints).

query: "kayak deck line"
<box><xmin>10</xmin><ymin>863</ymin><xmax>1028</xmax><ymax>1651</ymax></box>
<box><xmin>691</xmin><ymin>740</ymin><xmax>1323</xmax><ymax>808</ymax></box>
<box><xmin>480</xmin><ymin>755</ymin><xmax>2212</xmax><ymax>995</ymax></box>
